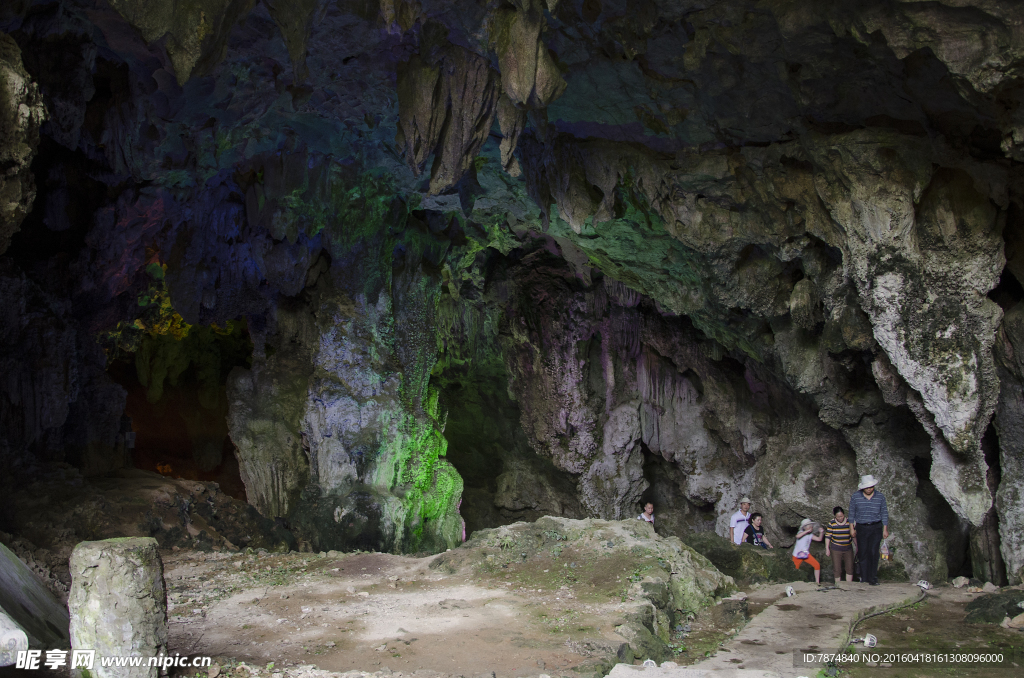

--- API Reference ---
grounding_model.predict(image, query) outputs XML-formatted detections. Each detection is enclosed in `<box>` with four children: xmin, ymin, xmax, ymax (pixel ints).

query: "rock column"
<box><xmin>68</xmin><ymin>538</ymin><xmax>168</xmax><ymax>678</ymax></box>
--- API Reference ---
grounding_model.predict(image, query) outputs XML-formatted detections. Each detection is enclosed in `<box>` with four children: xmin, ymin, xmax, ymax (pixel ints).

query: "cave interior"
<box><xmin>2</xmin><ymin>0</ymin><xmax>1024</xmax><ymax>610</ymax></box>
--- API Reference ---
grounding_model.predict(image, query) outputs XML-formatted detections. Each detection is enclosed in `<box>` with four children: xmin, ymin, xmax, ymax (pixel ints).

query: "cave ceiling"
<box><xmin>2</xmin><ymin>0</ymin><xmax>1024</xmax><ymax>582</ymax></box>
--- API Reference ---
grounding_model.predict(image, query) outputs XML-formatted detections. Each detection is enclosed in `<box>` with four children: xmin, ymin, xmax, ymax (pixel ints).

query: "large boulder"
<box><xmin>964</xmin><ymin>590</ymin><xmax>1024</xmax><ymax>625</ymax></box>
<box><xmin>442</xmin><ymin>516</ymin><xmax>734</xmax><ymax>662</ymax></box>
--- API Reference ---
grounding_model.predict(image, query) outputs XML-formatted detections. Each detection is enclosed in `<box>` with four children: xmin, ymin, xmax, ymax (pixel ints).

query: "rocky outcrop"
<box><xmin>0</xmin><ymin>262</ymin><xmax>126</xmax><ymax>485</ymax></box>
<box><xmin>0</xmin><ymin>33</ymin><xmax>45</xmax><ymax>254</ymax></box>
<box><xmin>993</xmin><ymin>303</ymin><xmax>1024</xmax><ymax>584</ymax></box>
<box><xmin>446</xmin><ymin>516</ymin><xmax>734</xmax><ymax>662</ymax></box>
<box><xmin>811</xmin><ymin>136</ymin><xmax>1004</xmax><ymax>527</ymax></box>
<box><xmin>396</xmin><ymin>43</ymin><xmax>500</xmax><ymax>194</ymax></box>
<box><xmin>228</xmin><ymin>225</ymin><xmax>466</xmax><ymax>553</ymax></box>
<box><xmin>106</xmin><ymin>0</ymin><xmax>254</xmax><ymax>85</ymax></box>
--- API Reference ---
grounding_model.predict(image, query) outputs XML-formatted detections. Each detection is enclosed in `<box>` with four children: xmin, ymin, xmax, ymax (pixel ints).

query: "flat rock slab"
<box><xmin>0</xmin><ymin>541</ymin><xmax>70</xmax><ymax>649</ymax></box>
<box><xmin>610</xmin><ymin>582</ymin><xmax>923</xmax><ymax>678</ymax></box>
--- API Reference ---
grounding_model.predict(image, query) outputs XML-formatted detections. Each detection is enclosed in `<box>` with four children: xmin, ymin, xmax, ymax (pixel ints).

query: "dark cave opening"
<box><xmin>104</xmin><ymin>321</ymin><xmax>254</xmax><ymax>502</ymax></box>
<box><xmin>988</xmin><ymin>266</ymin><xmax>1024</xmax><ymax>311</ymax></box>
<box><xmin>107</xmin><ymin>359</ymin><xmax>247</xmax><ymax>501</ymax></box>
<box><xmin>4</xmin><ymin>137</ymin><xmax>106</xmax><ymax>265</ymax></box>
<box><xmin>434</xmin><ymin>370</ymin><xmax>515</xmax><ymax>538</ymax></box>
<box><xmin>640</xmin><ymin>446</ymin><xmax>718</xmax><ymax>538</ymax></box>
<box><xmin>439</xmin><ymin>371</ymin><xmax>585</xmax><ymax>538</ymax></box>
<box><xmin>912</xmin><ymin>453</ymin><xmax>971</xmax><ymax>578</ymax></box>
<box><xmin>974</xmin><ymin>422</ymin><xmax>1007</xmax><ymax>585</ymax></box>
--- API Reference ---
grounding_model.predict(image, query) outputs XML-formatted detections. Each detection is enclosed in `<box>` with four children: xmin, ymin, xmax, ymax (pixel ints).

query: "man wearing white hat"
<box><xmin>848</xmin><ymin>474</ymin><xmax>889</xmax><ymax>586</ymax></box>
<box><xmin>729</xmin><ymin>497</ymin><xmax>752</xmax><ymax>545</ymax></box>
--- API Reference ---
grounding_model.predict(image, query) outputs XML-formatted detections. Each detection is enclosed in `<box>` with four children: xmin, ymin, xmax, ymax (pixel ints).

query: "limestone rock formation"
<box><xmin>396</xmin><ymin>44</ymin><xmax>500</xmax><ymax>194</ymax></box>
<box><xmin>2</xmin><ymin>0</ymin><xmax>1024</xmax><ymax>586</ymax></box>
<box><xmin>0</xmin><ymin>33</ymin><xmax>45</xmax><ymax>254</ymax></box>
<box><xmin>492</xmin><ymin>0</ymin><xmax>566</xmax><ymax>110</ymax></box>
<box><xmin>228</xmin><ymin>235</ymin><xmax>466</xmax><ymax>554</ymax></box>
<box><xmin>445</xmin><ymin>516</ymin><xmax>734</xmax><ymax>663</ymax></box>
<box><xmin>993</xmin><ymin>303</ymin><xmax>1024</xmax><ymax>583</ymax></box>
<box><xmin>68</xmin><ymin>537</ymin><xmax>167</xmax><ymax>678</ymax></box>
<box><xmin>106</xmin><ymin>0</ymin><xmax>254</xmax><ymax>85</ymax></box>
<box><xmin>811</xmin><ymin>135</ymin><xmax>1003</xmax><ymax>527</ymax></box>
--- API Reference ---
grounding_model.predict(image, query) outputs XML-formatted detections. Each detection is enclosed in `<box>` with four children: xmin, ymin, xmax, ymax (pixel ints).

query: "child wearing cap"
<box><xmin>792</xmin><ymin>518</ymin><xmax>824</xmax><ymax>584</ymax></box>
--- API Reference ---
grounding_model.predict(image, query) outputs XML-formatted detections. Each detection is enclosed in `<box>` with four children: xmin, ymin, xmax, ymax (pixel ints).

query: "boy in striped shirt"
<box><xmin>825</xmin><ymin>506</ymin><xmax>854</xmax><ymax>583</ymax></box>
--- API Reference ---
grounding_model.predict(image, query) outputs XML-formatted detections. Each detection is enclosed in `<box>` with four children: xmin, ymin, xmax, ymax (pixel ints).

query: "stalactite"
<box><xmin>605</xmin><ymin>278</ymin><xmax>642</xmax><ymax>308</ymax></box>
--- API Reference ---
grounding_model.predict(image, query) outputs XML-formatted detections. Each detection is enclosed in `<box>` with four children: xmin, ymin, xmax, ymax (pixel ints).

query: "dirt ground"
<box><xmin>837</xmin><ymin>587</ymin><xmax>1024</xmax><ymax>678</ymax></box>
<box><xmin>161</xmin><ymin>517</ymin><xmax>734</xmax><ymax>678</ymax></box>
<box><xmin>164</xmin><ymin>548</ymin><xmax>621</xmax><ymax>677</ymax></box>
<box><xmin>161</xmin><ymin>545</ymin><xmax>1024</xmax><ymax>678</ymax></box>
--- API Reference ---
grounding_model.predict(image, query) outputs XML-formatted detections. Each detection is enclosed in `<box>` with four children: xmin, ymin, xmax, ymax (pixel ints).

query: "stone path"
<box><xmin>609</xmin><ymin>581</ymin><xmax>925</xmax><ymax>678</ymax></box>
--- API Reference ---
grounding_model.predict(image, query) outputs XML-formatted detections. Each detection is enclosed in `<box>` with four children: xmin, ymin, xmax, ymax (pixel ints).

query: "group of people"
<box><xmin>686</xmin><ymin>473</ymin><xmax>890</xmax><ymax>585</ymax></box>
<box><xmin>726</xmin><ymin>474</ymin><xmax>889</xmax><ymax>585</ymax></box>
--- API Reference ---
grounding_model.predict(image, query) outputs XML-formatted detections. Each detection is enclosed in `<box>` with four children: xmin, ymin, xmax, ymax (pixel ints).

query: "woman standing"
<box><xmin>825</xmin><ymin>506</ymin><xmax>855</xmax><ymax>583</ymax></box>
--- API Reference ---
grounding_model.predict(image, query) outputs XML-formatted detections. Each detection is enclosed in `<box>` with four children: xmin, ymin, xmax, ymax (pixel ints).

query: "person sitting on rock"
<box><xmin>825</xmin><ymin>506</ymin><xmax>854</xmax><ymax>583</ymax></box>
<box><xmin>741</xmin><ymin>512</ymin><xmax>773</xmax><ymax>549</ymax></box>
<box><xmin>637</xmin><ymin>502</ymin><xmax>655</xmax><ymax>525</ymax></box>
<box><xmin>792</xmin><ymin>518</ymin><xmax>824</xmax><ymax>584</ymax></box>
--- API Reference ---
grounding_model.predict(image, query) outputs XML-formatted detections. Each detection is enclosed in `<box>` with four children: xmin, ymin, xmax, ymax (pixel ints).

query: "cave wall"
<box><xmin>0</xmin><ymin>0</ymin><xmax>1022</xmax><ymax>580</ymax></box>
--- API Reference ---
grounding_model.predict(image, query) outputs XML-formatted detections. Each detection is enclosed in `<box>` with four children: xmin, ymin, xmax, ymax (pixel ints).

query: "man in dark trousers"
<box><xmin>848</xmin><ymin>474</ymin><xmax>889</xmax><ymax>585</ymax></box>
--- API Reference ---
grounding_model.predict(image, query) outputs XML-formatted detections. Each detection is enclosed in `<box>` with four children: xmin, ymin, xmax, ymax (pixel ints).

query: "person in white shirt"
<box><xmin>729</xmin><ymin>497</ymin><xmax>752</xmax><ymax>545</ymax></box>
<box><xmin>638</xmin><ymin>502</ymin><xmax>655</xmax><ymax>524</ymax></box>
